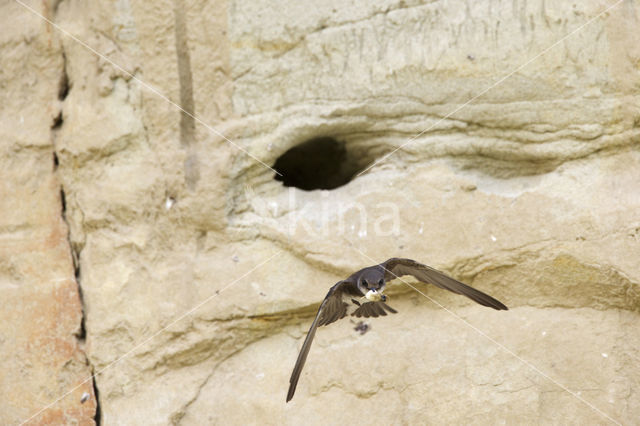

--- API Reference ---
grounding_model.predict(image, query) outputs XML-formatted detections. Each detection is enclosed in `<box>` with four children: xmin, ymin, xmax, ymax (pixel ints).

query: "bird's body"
<box><xmin>286</xmin><ymin>257</ymin><xmax>508</xmax><ymax>402</ymax></box>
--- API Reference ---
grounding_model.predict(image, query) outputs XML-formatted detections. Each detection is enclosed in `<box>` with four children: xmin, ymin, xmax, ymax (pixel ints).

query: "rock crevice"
<box><xmin>52</xmin><ymin>35</ymin><xmax>102</xmax><ymax>425</ymax></box>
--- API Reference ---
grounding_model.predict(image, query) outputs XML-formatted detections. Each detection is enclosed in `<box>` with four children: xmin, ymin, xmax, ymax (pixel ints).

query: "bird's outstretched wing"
<box><xmin>287</xmin><ymin>279</ymin><xmax>357</xmax><ymax>402</ymax></box>
<box><xmin>382</xmin><ymin>258</ymin><xmax>508</xmax><ymax>310</ymax></box>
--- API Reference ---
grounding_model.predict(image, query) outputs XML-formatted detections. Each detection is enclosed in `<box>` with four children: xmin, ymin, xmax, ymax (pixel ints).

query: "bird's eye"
<box><xmin>362</xmin><ymin>281</ymin><xmax>369</xmax><ymax>289</ymax></box>
<box><xmin>378</xmin><ymin>279</ymin><xmax>383</xmax><ymax>286</ymax></box>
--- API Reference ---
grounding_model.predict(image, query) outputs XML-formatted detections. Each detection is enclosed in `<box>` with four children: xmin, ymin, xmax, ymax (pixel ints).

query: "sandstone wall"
<box><xmin>0</xmin><ymin>1</ymin><xmax>96</xmax><ymax>424</ymax></box>
<box><xmin>1</xmin><ymin>0</ymin><xmax>639</xmax><ymax>424</ymax></box>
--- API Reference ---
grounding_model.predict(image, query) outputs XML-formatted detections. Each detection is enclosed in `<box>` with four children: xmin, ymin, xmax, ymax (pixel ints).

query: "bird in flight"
<box><xmin>286</xmin><ymin>257</ymin><xmax>508</xmax><ymax>402</ymax></box>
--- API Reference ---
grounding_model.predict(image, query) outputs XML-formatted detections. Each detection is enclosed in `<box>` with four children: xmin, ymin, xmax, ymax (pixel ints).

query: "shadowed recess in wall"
<box><xmin>272</xmin><ymin>137</ymin><xmax>374</xmax><ymax>191</ymax></box>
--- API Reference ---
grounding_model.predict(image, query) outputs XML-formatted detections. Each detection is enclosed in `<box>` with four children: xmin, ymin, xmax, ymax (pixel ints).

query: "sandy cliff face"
<box><xmin>1</xmin><ymin>0</ymin><xmax>639</xmax><ymax>424</ymax></box>
<box><xmin>0</xmin><ymin>1</ymin><xmax>96</xmax><ymax>424</ymax></box>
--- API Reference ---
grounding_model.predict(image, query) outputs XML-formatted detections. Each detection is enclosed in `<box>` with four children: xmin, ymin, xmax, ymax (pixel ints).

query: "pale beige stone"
<box><xmin>1</xmin><ymin>0</ymin><xmax>639</xmax><ymax>425</ymax></box>
<box><xmin>0</xmin><ymin>1</ymin><xmax>95</xmax><ymax>424</ymax></box>
<box><xmin>182</xmin><ymin>304</ymin><xmax>639</xmax><ymax>425</ymax></box>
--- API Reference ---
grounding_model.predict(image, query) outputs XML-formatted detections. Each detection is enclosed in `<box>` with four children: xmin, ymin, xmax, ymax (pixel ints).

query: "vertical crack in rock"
<box><xmin>91</xmin><ymin>366</ymin><xmax>102</xmax><ymax>426</ymax></box>
<box><xmin>58</xmin><ymin>52</ymin><xmax>69</xmax><ymax>101</ymax></box>
<box><xmin>51</xmin><ymin>53</ymin><xmax>67</xmax><ymax>131</ymax></box>
<box><xmin>173</xmin><ymin>0</ymin><xmax>199</xmax><ymax>190</ymax></box>
<box><xmin>52</xmin><ymin>111</ymin><xmax>63</xmax><ymax>129</ymax></box>
<box><xmin>52</xmin><ymin>45</ymin><xmax>102</xmax><ymax>425</ymax></box>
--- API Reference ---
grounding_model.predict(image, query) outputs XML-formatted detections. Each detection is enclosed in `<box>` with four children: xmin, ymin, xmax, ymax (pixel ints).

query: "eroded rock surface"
<box><xmin>2</xmin><ymin>0</ymin><xmax>639</xmax><ymax>424</ymax></box>
<box><xmin>0</xmin><ymin>1</ymin><xmax>95</xmax><ymax>424</ymax></box>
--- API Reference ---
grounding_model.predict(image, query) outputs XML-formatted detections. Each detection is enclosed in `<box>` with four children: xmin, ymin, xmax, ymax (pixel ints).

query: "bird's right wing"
<box><xmin>286</xmin><ymin>279</ymin><xmax>356</xmax><ymax>402</ymax></box>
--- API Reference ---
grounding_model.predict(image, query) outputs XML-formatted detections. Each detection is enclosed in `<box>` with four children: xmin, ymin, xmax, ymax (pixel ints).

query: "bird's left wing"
<box><xmin>382</xmin><ymin>257</ymin><xmax>508</xmax><ymax>310</ymax></box>
<box><xmin>287</xmin><ymin>279</ymin><xmax>356</xmax><ymax>402</ymax></box>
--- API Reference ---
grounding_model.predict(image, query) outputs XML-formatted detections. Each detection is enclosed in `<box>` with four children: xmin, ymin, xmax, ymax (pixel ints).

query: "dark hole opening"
<box><xmin>273</xmin><ymin>137</ymin><xmax>369</xmax><ymax>191</ymax></box>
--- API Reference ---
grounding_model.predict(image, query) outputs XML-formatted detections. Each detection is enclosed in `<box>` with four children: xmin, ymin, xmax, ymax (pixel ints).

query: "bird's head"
<box><xmin>358</xmin><ymin>268</ymin><xmax>386</xmax><ymax>301</ymax></box>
